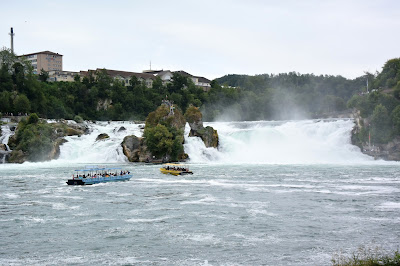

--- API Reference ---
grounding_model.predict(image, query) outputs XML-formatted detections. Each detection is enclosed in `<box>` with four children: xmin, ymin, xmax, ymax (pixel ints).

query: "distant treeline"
<box><xmin>207</xmin><ymin>58</ymin><xmax>399</xmax><ymax>121</ymax></box>
<box><xmin>209</xmin><ymin>58</ymin><xmax>400</xmax><ymax>144</ymax></box>
<box><xmin>1</xmin><ymin>47</ymin><xmax>400</xmax><ymax>129</ymax></box>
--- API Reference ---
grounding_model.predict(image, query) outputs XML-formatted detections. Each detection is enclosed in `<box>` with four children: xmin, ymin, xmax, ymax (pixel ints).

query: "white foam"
<box><xmin>378</xmin><ymin>202</ymin><xmax>400</xmax><ymax>209</ymax></box>
<box><xmin>184</xmin><ymin>119</ymin><xmax>388</xmax><ymax>165</ymax></box>
<box><xmin>57</xmin><ymin>121</ymin><xmax>142</xmax><ymax>164</ymax></box>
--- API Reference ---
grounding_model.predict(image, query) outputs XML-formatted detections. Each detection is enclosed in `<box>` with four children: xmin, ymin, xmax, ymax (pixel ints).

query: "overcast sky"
<box><xmin>1</xmin><ymin>0</ymin><xmax>399</xmax><ymax>80</ymax></box>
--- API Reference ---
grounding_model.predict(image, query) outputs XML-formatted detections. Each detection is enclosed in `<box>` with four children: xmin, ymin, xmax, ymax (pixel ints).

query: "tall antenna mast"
<box><xmin>150</xmin><ymin>60</ymin><xmax>152</xmax><ymax>70</ymax></box>
<box><xmin>366</xmin><ymin>76</ymin><xmax>369</xmax><ymax>93</ymax></box>
<box><xmin>9</xmin><ymin>27</ymin><xmax>15</xmax><ymax>54</ymax></box>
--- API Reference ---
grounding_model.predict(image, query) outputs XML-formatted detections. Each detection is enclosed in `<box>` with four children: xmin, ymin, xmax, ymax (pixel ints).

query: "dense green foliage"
<box><xmin>2</xmin><ymin>46</ymin><xmax>400</xmax><ymax>133</ymax></box>
<box><xmin>348</xmin><ymin>90</ymin><xmax>400</xmax><ymax>144</ymax></box>
<box><xmin>0</xmin><ymin>48</ymin><xmax>206</xmax><ymax>121</ymax></box>
<box><xmin>373</xmin><ymin>58</ymin><xmax>400</xmax><ymax>89</ymax></box>
<box><xmin>8</xmin><ymin>114</ymin><xmax>55</xmax><ymax>161</ymax></box>
<box><xmin>205</xmin><ymin>72</ymin><xmax>364</xmax><ymax>120</ymax></box>
<box><xmin>143</xmin><ymin>105</ymin><xmax>185</xmax><ymax>161</ymax></box>
<box><xmin>184</xmin><ymin>105</ymin><xmax>202</xmax><ymax>124</ymax></box>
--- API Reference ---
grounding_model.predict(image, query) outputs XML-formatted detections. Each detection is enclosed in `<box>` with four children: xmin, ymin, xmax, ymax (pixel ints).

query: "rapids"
<box><xmin>185</xmin><ymin>119</ymin><xmax>373</xmax><ymax>164</ymax></box>
<box><xmin>1</xmin><ymin>119</ymin><xmax>399</xmax><ymax>265</ymax></box>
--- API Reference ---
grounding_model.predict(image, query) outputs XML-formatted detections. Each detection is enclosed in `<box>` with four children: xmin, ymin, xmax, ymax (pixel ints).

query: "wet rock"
<box><xmin>48</xmin><ymin>139</ymin><xmax>68</xmax><ymax>160</ymax></box>
<box><xmin>121</xmin><ymin>135</ymin><xmax>151</xmax><ymax>162</ymax></box>
<box><xmin>8</xmin><ymin>150</ymin><xmax>26</xmax><ymax>164</ymax></box>
<box><xmin>185</xmin><ymin>106</ymin><xmax>219</xmax><ymax>148</ymax></box>
<box><xmin>96</xmin><ymin>133</ymin><xmax>110</xmax><ymax>141</ymax></box>
<box><xmin>0</xmin><ymin>144</ymin><xmax>7</xmax><ymax>152</ymax></box>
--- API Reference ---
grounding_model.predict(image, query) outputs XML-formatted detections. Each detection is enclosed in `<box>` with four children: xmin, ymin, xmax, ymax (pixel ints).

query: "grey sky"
<box><xmin>1</xmin><ymin>0</ymin><xmax>399</xmax><ymax>80</ymax></box>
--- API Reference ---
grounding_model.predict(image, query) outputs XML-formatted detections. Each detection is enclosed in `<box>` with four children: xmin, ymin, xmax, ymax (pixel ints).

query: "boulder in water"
<box><xmin>118</xmin><ymin>126</ymin><xmax>126</xmax><ymax>132</ymax></box>
<box><xmin>121</xmin><ymin>135</ymin><xmax>152</xmax><ymax>162</ymax></box>
<box><xmin>96</xmin><ymin>133</ymin><xmax>110</xmax><ymax>141</ymax></box>
<box><xmin>0</xmin><ymin>144</ymin><xmax>7</xmax><ymax>152</ymax></box>
<box><xmin>65</xmin><ymin>127</ymin><xmax>84</xmax><ymax>136</ymax></box>
<box><xmin>185</xmin><ymin>106</ymin><xmax>219</xmax><ymax>148</ymax></box>
<box><xmin>191</xmin><ymin>126</ymin><xmax>219</xmax><ymax>148</ymax></box>
<box><xmin>121</xmin><ymin>135</ymin><xmax>140</xmax><ymax>162</ymax></box>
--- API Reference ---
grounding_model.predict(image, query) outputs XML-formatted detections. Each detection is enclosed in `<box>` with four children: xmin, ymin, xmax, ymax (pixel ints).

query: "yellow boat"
<box><xmin>160</xmin><ymin>163</ymin><xmax>193</xmax><ymax>176</ymax></box>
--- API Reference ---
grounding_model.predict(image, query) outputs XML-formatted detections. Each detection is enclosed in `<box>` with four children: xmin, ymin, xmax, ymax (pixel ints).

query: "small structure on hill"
<box><xmin>161</xmin><ymin>98</ymin><xmax>175</xmax><ymax>116</ymax></box>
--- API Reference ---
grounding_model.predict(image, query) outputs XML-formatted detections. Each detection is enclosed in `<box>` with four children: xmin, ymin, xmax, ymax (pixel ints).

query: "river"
<box><xmin>0</xmin><ymin>119</ymin><xmax>399</xmax><ymax>265</ymax></box>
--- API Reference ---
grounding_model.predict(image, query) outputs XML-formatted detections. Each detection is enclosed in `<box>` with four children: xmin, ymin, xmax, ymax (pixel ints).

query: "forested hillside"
<box><xmin>1</xmin><ymin>47</ymin><xmax>400</xmax><ymax>128</ymax></box>
<box><xmin>207</xmin><ymin>72</ymin><xmax>366</xmax><ymax>120</ymax></box>
<box><xmin>0</xmin><ymin>49</ymin><xmax>207</xmax><ymax>121</ymax></box>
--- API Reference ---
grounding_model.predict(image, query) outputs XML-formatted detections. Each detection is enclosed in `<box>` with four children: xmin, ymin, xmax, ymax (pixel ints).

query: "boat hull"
<box><xmin>160</xmin><ymin>168</ymin><xmax>193</xmax><ymax>176</ymax></box>
<box><xmin>66</xmin><ymin>174</ymin><xmax>132</xmax><ymax>185</ymax></box>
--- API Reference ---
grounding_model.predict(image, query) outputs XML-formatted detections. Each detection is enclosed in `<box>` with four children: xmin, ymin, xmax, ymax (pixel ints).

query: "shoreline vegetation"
<box><xmin>332</xmin><ymin>246</ymin><xmax>400</xmax><ymax>266</ymax></box>
<box><xmin>1</xmin><ymin>47</ymin><xmax>400</xmax><ymax>161</ymax></box>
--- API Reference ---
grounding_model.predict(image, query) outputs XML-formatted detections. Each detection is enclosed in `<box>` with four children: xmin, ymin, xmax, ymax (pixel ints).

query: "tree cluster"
<box><xmin>143</xmin><ymin>105</ymin><xmax>186</xmax><ymax>161</ymax></box>
<box><xmin>2</xmin><ymin>46</ymin><xmax>400</xmax><ymax>140</ymax></box>
<box><xmin>204</xmin><ymin>72</ymin><xmax>367</xmax><ymax>121</ymax></box>
<box><xmin>0</xmin><ymin>48</ymin><xmax>206</xmax><ymax>121</ymax></box>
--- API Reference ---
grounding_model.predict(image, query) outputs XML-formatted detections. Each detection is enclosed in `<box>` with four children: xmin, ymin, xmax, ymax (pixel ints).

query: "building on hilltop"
<box><xmin>80</xmin><ymin>68</ymin><xmax>156</xmax><ymax>88</ymax></box>
<box><xmin>48</xmin><ymin>70</ymin><xmax>79</xmax><ymax>82</ymax></box>
<box><xmin>143</xmin><ymin>70</ymin><xmax>211</xmax><ymax>91</ymax></box>
<box><xmin>16</xmin><ymin>49</ymin><xmax>212</xmax><ymax>91</ymax></box>
<box><xmin>174</xmin><ymin>70</ymin><xmax>211</xmax><ymax>92</ymax></box>
<box><xmin>143</xmin><ymin>70</ymin><xmax>174</xmax><ymax>85</ymax></box>
<box><xmin>21</xmin><ymin>51</ymin><xmax>63</xmax><ymax>74</ymax></box>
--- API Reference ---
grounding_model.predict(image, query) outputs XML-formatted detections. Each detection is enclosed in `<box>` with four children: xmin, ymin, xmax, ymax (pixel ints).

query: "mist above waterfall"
<box><xmin>184</xmin><ymin>119</ymin><xmax>374</xmax><ymax>164</ymax></box>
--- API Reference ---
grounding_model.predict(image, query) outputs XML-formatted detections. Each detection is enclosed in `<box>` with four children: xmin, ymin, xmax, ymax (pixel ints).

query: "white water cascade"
<box><xmin>22</xmin><ymin>119</ymin><xmax>374</xmax><ymax>165</ymax></box>
<box><xmin>0</xmin><ymin>124</ymin><xmax>15</xmax><ymax>163</ymax></box>
<box><xmin>184</xmin><ymin>119</ymin><xmax>374</xmax><ymax>164</ymax></box>
<box><xmin>56</xmin><ymin>121</ymin><xmax>143</xmax><ymax>164</ymax></box>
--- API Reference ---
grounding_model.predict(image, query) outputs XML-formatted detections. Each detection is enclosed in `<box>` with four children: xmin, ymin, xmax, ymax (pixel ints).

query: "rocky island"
<box><xmin>122</xmin><ymin>101</ymin><xmax>219</xmax><ymax>163</ymax></box>
<box><xmin>6</xmin><ymin>113</ymin><xmax>89</xmax><ymax>163</ymax></box>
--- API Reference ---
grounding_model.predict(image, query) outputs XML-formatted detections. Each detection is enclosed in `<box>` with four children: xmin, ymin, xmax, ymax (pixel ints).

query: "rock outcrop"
<box><xmin>96</xmin><ymin>133</ymin><xmax>110</xmax><ymax>141</ymax></box>
<box><xmin>185</xmin><ymin>106</ymin><xmax>219</xmax><ymax>148</ymax></box>
<box><xmin>192</xmin><ymin>126</ymin><xmax>219</xmax><ymax>148</ymax></box>
<box><xmin>124</xmin><ymin>101</ymin><xmax>187</xmax><ymax>163</ymax></box>
<box><xmin>6</xmin><ymin>115</ymin><xmax>89</xmax><ymax>163</ymax></box>
<box><xmin>121</xmin><ymin>135</ymin><xmax>152</xmax><ymax>162</ymax></box>
<box><xmin>351</xmin><ymin>108</ymin><xmax>400</xmax><ymax>161</ymax></box>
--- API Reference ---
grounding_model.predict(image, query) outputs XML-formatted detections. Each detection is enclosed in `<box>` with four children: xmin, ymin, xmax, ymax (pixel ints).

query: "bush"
<box><xmin>332</xmin><ymin>246</ymin><xmax>400</xmax><ymax>266</ymax></box>
<box><xmin>12</xmin><ymin>119</ymin><xmax>56</xmax><ymax>161</ymax></box>
<box><xmin>73</xmin><ymin>115</ymin><xmax>84</xmax><ymax>123</ymax></box>
<box><xmin>184</xmin><ymin>105</ymin><xmax>202</xmax><ymax>124</ymax></box>
<box><xmin>370</xmin><ymin>104</ymin><xmax>392</xmax><ymax>143</ymax></box>
<box><xmin>27</xmin><ymin>113</ymin><xmax>39</xmax><ymax>124</ymax></box>
<box><xmin>143</xmin><ymin>124</ymin><xmax>173</xmax><ymax>158</ymax></box>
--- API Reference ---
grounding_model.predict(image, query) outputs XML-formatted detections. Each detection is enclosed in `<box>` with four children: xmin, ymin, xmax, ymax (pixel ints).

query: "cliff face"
<box><xmin>185</xmin><ymin>106</ymin><xmax>219</xmax><ymax>148</ymax></box>
<box><xmin>351</xmin><ymin>109</ymin><xmax>400</xmax><ymax>161</ymax></box>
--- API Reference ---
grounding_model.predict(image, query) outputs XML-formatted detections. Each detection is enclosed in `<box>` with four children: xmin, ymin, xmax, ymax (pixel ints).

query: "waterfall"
<box><xmin>184</xmin><ymin>119</ymin><xmax>374</xmax><ymax>164</ymax></box>
<box><xmin>0</xmin><ymin>124</ymin><xmax>15</xmax><ymax>163</ymax></box>
<box><xmin>57</xmin><ymin>121</ymin><xmax>143</xmax><ymax>164</ymax></box>
<box><xmin>2</xmin><ymin>119</ymin><xmax>374</xmax><ymax>165</ymax></box>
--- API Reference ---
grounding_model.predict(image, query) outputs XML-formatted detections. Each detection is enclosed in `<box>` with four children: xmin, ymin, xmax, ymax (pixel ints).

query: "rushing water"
<box><xmin>0</xmin><ymin>124</ymin><xmax>15</xmax><ymax>163</ymax></box>
<box><xmin>1</xmin><ymin>120</ymin><xmax>399</xmax><ymax>265</ymax></box>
